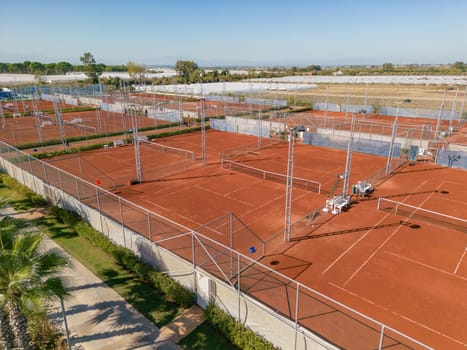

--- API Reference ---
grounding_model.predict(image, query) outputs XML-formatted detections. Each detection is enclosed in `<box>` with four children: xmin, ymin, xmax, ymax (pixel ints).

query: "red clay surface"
<box><xmin>275</xmin><ymin>110</ymin><xmax>454</xmax><ymax>141</ymax></box>
<box><xmin>0</xmin><ymin>110</ymin><xmax>171</xmax><ymax>146</ymax></box>
<box><xmin>1</xmin><ymin>99</ymin><xmax>74</xmax><ymax>113</ymax></box>
<box><xmin>122</xmin><ymin>93</ymin><xmax>274</xmax><ymax>117</ymax></box>
<box><xmin>42</xmin><ymin>128</ymin><xmax>467</xmax><ymax>349</ymax></box>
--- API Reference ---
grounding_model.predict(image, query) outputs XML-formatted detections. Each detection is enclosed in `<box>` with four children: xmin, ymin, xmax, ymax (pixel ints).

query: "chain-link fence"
<box><xmin>0</xmin><ymin>141</ymin><xmax>434</xmax><ymax>350</ymax></box>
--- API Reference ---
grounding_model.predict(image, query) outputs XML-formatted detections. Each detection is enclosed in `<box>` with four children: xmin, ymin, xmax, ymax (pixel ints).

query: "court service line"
<box><xmin>385</xmin><ymin>251</ymin><xmax>467</xmax><ymax>282</ymax></box>
<box><xmin>322</xmin><ymin>180</ymin><xmax>428</xmax><ymax>275</ymax></box>
<box><xmin>435</xmin><ymin>196</ymin><xmax>467</xmax><ymax>206</ymax></box>
<box><xmin>453</xmin><ymin>247</ymin><xmax>467</xmax><ymax>275</ymax></box>
<box><xmin>142</xmin><ymin>199</ymin><xmax>204</xmax><ymax>228</ymax></box>
<box><xmin>343</xmin><ymin>181</ymin><xmax>443</xmax><ymax>286</ymax></box>
<box><xmin>328</xmin><ymin>282</ymin><xmax>466</xmax><ymax>347</ymax></box>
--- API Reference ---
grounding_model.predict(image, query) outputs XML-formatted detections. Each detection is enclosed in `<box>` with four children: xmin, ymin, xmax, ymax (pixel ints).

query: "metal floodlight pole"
<box><xmin>449</xmin><ymin>88</ymin><xmax>459</xmax><ymax>130</ymax></box>
<box><xmin>344</xmin><ymin>85</ymin><xmax>351</xmax><ymax>120</ymax></box>
<box><xmin>284</xmin><ymin>129</ymin><xmax>295</xmax><ymax>242</ymax></box>
<box><xmin>324</xmin><ymin>85</ymin><xmax>329</xmax><ymax>121</ymax></box>
<box><xmin>53</xmin><ymin>99</ymin><xmax>67</xmax><ymax>150</ymax></box>
<box><xmin>385</xmin><ymin>106</ymin><xmax>399</xmax><ymax>174</ymax></box>
<box><xmin>132</xmin><ymin>110</ymin><xmax>143</xmax><ymax>183</ymax></box>
<box><xmin>0</xmin><ymin>103</ymin><xmax>6</xmax><ymax>129</ymax></box>
<box><xmin>434</xmin><ymin>90</ymin><xmax>446</xmax><ymax>140</ymax></box>
<box><xmin>342</xmin><ymin>114</ymin><xmax>355</xmax><ymax>195</ymax></box>
<box><xmin>257</xmin><ymin>110</ymin><xmax>262</xmax><ymax>148</ymax></box>
<box><xmin>364</xmin><ymin>81</ymin><xmax>369</xmax><ymax>106</ymax></box>
<box><xmin>200</xmin><ymin>98</ymin><xmax>207</xmax><ymax>164</ymax></box>
<box><xmin>458</xmin><ymin>86</ymin><xmax>467</xmax><ymax>124</ymax></box>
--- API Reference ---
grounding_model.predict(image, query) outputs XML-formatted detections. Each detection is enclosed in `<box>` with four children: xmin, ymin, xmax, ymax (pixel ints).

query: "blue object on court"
<box><xmin>249</xmin><ymin>246</ymin><xmax>257</xmax><ymax>254</ymax></box>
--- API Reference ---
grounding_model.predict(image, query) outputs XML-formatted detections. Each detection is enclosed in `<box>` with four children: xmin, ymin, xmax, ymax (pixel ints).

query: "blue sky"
<box><xmin>1</xmin><ymin>0</ymin><xmax>466</xmax><ymax>66</ymax></box>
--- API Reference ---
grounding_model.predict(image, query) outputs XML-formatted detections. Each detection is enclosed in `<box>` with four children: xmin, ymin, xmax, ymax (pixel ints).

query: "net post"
<box><xmin>378</xmin><ymin>324</ymin><xmax>385</xmax><ymax>350</ymax></box>
<box><xmin>377</xmin><ymin>197</ymin><xmax>381</xmax><ymax>210</ymax></box>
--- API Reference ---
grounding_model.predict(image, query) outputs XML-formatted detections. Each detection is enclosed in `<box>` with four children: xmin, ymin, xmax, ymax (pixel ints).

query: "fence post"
<box><xmin>74</xmin><ymin>177</ymin><xmax>80</xmax><ymax>201</ymax></box>
<box><xmin>95</xmin><ymin>186</ymin><xmax>104</xmax><ymax>235</ymax></box>
<box><xmin>230</xmin><ymin>212</ymin><xmax>233</xmax><ymax>279</ymax></box>
<box><xmin>57</xmin><ymin>169</ymin><xmax>63</xmax><ymax>191</ymax></box>
<box><xmin>294</xmin><ymin>283</ymin><xmax>300</xmax><ymax>350</ymax></box>
<box><xmin>118</xmin><ymin>197</ymin><xmax>127</xmax><ymax>248</ymax></box>
<box><xmin>192</xmin><ymin>232</ymin><xmax>197</xmax><ymax>296</ymax></box>
<box><xmin>237</xmin><ymin>253</ymin><xmax>241</xmax><ymax>322</ymax></box>
<box><xmin>41</xmin><ymin>162</ymin><xmax>49</xmax><ymax>184</ymax></box>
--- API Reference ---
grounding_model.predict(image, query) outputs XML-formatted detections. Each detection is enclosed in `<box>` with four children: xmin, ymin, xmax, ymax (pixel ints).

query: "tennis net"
<box><xmin>139</xmin><ymin>140</ymin><xmax>195</xmax><ymax>160</ymax></box>
<box><xmin>377</xmin><ymin>197</ymin><xmax>467</xmax><ymax>233</ymax></box>
<box><xmin>222</xmin><ymin>159</ymin><xmax>321</xmax><ymax>193</ymax></box>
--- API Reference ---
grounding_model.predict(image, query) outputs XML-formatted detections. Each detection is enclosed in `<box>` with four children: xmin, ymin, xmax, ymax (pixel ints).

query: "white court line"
<box><xmin>343</xmin><ymin>181</ymin><xmax>443</xmax><ymax>286</ymax></box>
<box><xmin>385</xmin><ymin>251</ymin><xmax>467</xmax><ymax>282</ymax></box>
<box><xmin>454</xmin><ymin>247</ymin><xmax>467</xmax><ymax>275</ymax></box>
<box><xmin>328</xmin><ymin>282</ymin><xmax>467</xmax><ymax>347</ymax></box>
<box><xmin>322</xmin><ymin>180</ymin><xmax>428</xmax><ymax>275</ymax></box>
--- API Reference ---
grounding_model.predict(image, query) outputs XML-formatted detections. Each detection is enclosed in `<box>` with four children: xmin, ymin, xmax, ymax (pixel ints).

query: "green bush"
<box><xmin>49</xmin><ymin>206</ymin><xmax>80</xmax><ymax>226</ymax></box>
<box><xmin>205</xmin><ymin>304</ymin><xmax>276</xmax><ymax>350</ymax></box>
<box><xmin>49</xmin><ymin>206</ymin><xmax>195</xmax><ymax>308</ymax></box>
<box><xmin>146</xmin><ymin>126</ymin><xmax>204</xmax><ymax>140</ymax></box>
<box><xmin>1</xmin><ymin>174</ymin><xmax>47</xmax><ymax>207</ymax></box>
<box><xmin>16</xmin><ymin>122</ymin><xmax>180</xmax><ymax>150</ymax></box>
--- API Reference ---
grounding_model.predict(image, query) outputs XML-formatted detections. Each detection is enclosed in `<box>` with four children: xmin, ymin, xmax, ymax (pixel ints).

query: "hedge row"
<box><xmin>16</xmin><ymin>122</ymin><xmax>181</xmax><ymax>150</ymax></box>
<box><xmin>205</xmin><ymin>304</ymin><xmax>276</xmax><ymax>350</ymax></box>
<box><xmin>49</xmin><ymin>206</ymin><xmax>195</xmax><ymax>308</ymax></box>
<box><xmin>34</xmin><ymin>143</ymin><xmax>109</xmax><ymax>159</ymax></box>
<box><xmin>31</xmin><ymin>126</ymin><xmax>205</xmax><ymax>159</ymax></box>
<box><xmin>0</xmin><ymin>173</ymin><xmax>47</xmax><ymax>206</ymax></box>
<box><xmin>3</xmin><ymin>106</ymin><xmax>96</xmax><ymax>118</ymax></box>
<box><xmin>145</xmin><ymin>126</ymin><xmax>204</xmax><ymax>140</ymax></box>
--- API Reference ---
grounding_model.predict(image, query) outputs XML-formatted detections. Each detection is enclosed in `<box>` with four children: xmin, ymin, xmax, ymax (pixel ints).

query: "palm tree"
<box><xmin>0</xmin><ymin>217</ymin><xmax>69</xmax><ymax>350</ymax></box>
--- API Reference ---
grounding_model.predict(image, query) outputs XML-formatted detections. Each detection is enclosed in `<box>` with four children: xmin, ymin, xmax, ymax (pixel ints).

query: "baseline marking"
<box><xmin>385</xmin><ymin>251</ymin><xmax>467</xmax><ymax>282</ymax></box>
<box><xmin>323</xmin><ymin>180</ymin><xmax>428</xmax><ymax>275</ymax></box>
<box><xmin>454</xmin><ymin>247</ymin><xmax>467</xmax><ymax>275</ymax></box>
<box><xmin>328</xmin><ymin>282</ymin><xmax>466</xmax><ymax>347</ymax></box>
<box><xmin>343</xmin><ymin>180</ymin><xmax>441</xmax><ymax>286</ymax></box>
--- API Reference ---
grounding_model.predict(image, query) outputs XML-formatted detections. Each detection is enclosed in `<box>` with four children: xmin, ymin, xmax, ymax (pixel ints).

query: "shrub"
<box><xmin>28</xmin><ymin>314</ymin><xmax>67</xmax><ymax>350</ymax></box>
<box><xmin>49</xmin><ymin>206</ymin><xmax>79</xmax><ymax>227</ymax></box>
<box><xmin>48</xmin><ymin>206</ymin><xmax>195</xmax><ymax>308</ymax></box>
<box><xmin>205</xmin><ymin>304</ymin><xmax>276</xmax><ymax>350</ymax></box>
<box><xmin>1</xmin><ymin>174</ymin><xmax>47</xmax><ymax>207</ymax></box>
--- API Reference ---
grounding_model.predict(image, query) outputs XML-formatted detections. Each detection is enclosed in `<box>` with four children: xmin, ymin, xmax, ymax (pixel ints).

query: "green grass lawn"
<box><xmin>179</xmin><ymin>321</ymin><xmax>239</xmax><ymax>350</ymax></box>
<box><xmin>1</xmin><ymin>172</ymin><xmax>240</xmax><ymax>349</ymax></box>
<box><xmin>0</xmin><ymin>183</ymin><xmax>31</xmax><ymax>211</ymax></box>
<box><xmin>34</xmin><ymin>214</ymin><xmax>182</xmax><ymax>327</ymax></box>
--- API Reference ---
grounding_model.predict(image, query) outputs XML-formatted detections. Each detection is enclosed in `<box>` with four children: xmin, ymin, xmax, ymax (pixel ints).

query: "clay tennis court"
<box><xmin>0</xmin><ymin>110</ymin><xmax>171</xmax><ymax>146</ymax></box>
<box><xmin>42</xmin><ymin>128</ymin><xmax>467</xmax><ymax>349</ymax></box>
<box><xmin>277</xmin><ymin>110</ymin><xmax>452</xmax><ymax>141</ymax></box>
<box><xmin>1</xmin><ymin>99</ymin><xmax>74</xmax><ymax>114</ymax></box>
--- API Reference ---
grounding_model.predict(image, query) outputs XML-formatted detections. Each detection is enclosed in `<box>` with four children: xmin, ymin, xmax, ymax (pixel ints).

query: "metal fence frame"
<box><xmin>0</xmin><ymin>141</ymin><xmax>434</xmax><ymax>350</ymax></box>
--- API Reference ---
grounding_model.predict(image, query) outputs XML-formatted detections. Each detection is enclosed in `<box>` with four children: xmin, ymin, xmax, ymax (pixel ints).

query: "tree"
<box><xmin>190</xmin><ymin>68</ymin><xmax>204</xmax><ymax>83</ymax></box>
<box><xmin>80</xmin><ymin>51</ymin><xmax>103</xmax><ymax>84</ymax></box>
<box><xmin>382</xmin><ymin>62</ymin><xmax>394</xmax><ymax>72</ymax></box>
<box><xmin>55</xmin><ymin>61</ymin><xmax>73</xmax><ymax>74</ymax></box>
<box><xmin>175</xmin><ymin>60</ymin><xmax>199</xmax><ymax>84</ymax></box>
<box><xmin>0</xmin><ymin>219</ymin><xmax>69</xmax><ymax>349</ymax></box>
<box><xmin>127</xmin><ymin>61</ymin><xmax>146</xmax><ymax>83</ymax></box>
<box><xmin>452</xmin><ymin>61</ymin><xmax>465</xmax><ymax>71</ymax></box>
